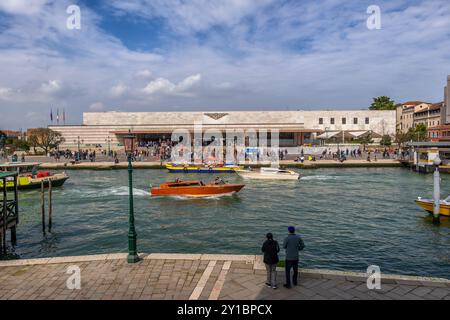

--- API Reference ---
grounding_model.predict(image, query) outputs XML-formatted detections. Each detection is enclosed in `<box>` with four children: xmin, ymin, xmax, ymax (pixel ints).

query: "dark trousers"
<box><xmin>285</xmin><ymin>260</ymin><xmax>299</xmax><ymax>286</ymax></box>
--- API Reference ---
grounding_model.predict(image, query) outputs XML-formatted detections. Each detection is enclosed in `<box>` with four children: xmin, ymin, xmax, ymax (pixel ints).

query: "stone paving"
<box><xmin>0</xmin><ymin>253</ymin><xmax>449</xmax><ymax>300</ymax></box>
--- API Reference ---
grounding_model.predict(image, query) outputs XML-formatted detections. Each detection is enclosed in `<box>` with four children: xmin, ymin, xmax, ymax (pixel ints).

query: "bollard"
<box><xmin>48</xmin><ymin>179</ymin><xmax>52</xmax><ymax>232</ymax></box>
<box><xmin>432</xmin><ymin>156</ymin><xmax>441</xmax><ymax>225</ymax></box>
<box><xmin>41</xmin><ymin>181</ymin><xmax>46</xmax><ymax>234</ymax></box>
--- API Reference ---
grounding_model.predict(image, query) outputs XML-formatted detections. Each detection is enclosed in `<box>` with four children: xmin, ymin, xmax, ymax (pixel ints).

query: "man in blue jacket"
<box><xmin>283</xmin><ymin>226</ymin><xmax>305</xmax><ymax>288</ymax></box>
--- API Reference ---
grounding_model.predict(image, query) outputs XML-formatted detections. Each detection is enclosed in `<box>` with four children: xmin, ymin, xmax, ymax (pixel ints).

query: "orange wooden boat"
<box><xmin>150</xmin><ymin>179</ymin><xmax>244</xmax><ymax>197</ymax></box>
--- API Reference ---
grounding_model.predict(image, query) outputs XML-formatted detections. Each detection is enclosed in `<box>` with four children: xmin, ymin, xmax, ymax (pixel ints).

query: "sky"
<box><xmin>0</xmin><ymin>0</ymin><xmax>449</xmax><ymax>130</ymax></box>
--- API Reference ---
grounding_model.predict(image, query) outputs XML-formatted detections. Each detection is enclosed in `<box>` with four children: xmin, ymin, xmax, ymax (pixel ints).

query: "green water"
<box><xmin>5</xmin><ymin>167</ymin><xmax>450</xmax><ymax>278</ymax></box>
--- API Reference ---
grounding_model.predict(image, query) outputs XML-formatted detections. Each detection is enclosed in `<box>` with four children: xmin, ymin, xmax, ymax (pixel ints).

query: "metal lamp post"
<box><xmin>123</xmin><ymin>130</ymin><xmax>139</xmax><ymax>263</ymax></box>
<box><xmin>105</xmin><ymin>136</ymin><xmax>111</xmax><ymax>156</ymax></box>
<box><xmin>73</xmin><ymin>136</ymin><xmax>83</xmax><ymax>161</ymax></box>
<box><xmin>432</xmin><ymin>156</ymin><xmax>441</xmax><ymax>225</ymax></box>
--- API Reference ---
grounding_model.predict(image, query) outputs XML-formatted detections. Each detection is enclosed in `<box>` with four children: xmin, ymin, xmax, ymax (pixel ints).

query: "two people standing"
<box><xmin>261</xmin><ymin>226</ymin><xmax>305</xmax><ymax>289</ymax></box>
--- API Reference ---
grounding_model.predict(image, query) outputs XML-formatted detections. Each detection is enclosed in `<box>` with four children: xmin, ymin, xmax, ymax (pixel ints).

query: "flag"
<box><xmin>50</xmin><ymin>109</ymin><xmax>53</xmax><ymax>122</ymax></box>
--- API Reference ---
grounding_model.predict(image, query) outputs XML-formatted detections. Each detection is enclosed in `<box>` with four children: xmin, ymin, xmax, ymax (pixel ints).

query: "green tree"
<box><xmin>28</xmin><ymin>128</ymin><xmax>65</xmax><ymax>154</ymax></box>
<box><xmin>0</xmin><ymin>130</ymin><xmax>6</xmax><ymax>150</ymax></box>
<box><xmin>12</xmin><ymin>139</ymin><xmax>30</xmax><ymax>151</ymax></box>
<box><xmin>369</xmin><ymin>96</ymin><xmax>398</xmax><ymax>110</ymax></box>
<box><xmin>380</xmin><ymin>134</ymin><xmax>392</xmax><ymax>146</ymax></box>
<box><xmin>411</xmin><ymin>123</ymin><xmax>427</xmax><ymax>142</ymax></box>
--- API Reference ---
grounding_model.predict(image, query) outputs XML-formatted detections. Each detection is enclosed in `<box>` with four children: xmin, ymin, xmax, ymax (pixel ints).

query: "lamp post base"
<box><xmin>432</xmin><ymin>215</ymin><xmax>440</xmax><ymax>225</ymax></box>
<box><xmin>127</xmin><ymin>254</ymin><xmax>140</xmax><ymax>264</ymax></box>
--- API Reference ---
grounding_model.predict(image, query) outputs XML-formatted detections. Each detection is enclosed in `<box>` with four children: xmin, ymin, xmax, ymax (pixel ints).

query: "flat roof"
<box><xmin>0</xmin><ymin>162</ymin><xmax>41</xmax><ymax>168</ymax></box>
<box><xmin>407</xmin><ymin>142</ymin><xmax>450</xmax><ymax>147</ymax></box>
<box><xmin>0</xmin><ymin>172</ymin><xmax>18</xmax><ymax>179</ymax></box>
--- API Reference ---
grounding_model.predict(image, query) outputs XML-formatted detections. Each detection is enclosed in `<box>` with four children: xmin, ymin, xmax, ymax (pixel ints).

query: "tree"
<box><xmin>0</xmin><ymin>130</ymin><xmax>6</xmax><ymax>150</ymax></box>
<box><xmin>395</xmin><ymin>131</ymin><xmax>412</xmax><ymax>150</ymax></box>
<box><xmin>28</xmin><ymin>128</ymin><xmax>65</xmax><ymax>154</ymax></box>
<box><xmin>412</xmin><ymin>123</ymin><xmax>427</xmax><ymax>142</ymax></box>
<box><xmin>380</xmin><ymin>134</ymin><xmax>392</xmax><ymax>146</ymax></box>
<box><xmin>369</xmin><ymin>96</ymin><xmax>398</xmax><ymax>110</ymax></box>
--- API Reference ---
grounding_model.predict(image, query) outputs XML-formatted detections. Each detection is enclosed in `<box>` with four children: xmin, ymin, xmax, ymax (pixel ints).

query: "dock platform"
<box><xmin>0</xmin><ymin>253</ymin><xmax>449</xmax><ymax>300</ymax></box>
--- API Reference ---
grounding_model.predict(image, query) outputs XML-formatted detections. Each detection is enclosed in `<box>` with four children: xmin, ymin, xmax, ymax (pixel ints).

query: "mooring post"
<box><xmin>432</xmin><ymin>156</ymin><xmax>441</xmax><ymax>225</ymax></box>
<box><xmin>41</xmin><ymin>181</ymin><xmax>46</xmax><ymax>234</ymax></box>
<box><xmin>11</xmin><ymin>226</ymin><xmax>16</xmax><ymax>246</ymax></box>
<box><xmin>48</xmin><ymin>179</ymin><xmax>52</xmax><ymax>232</ymax></box>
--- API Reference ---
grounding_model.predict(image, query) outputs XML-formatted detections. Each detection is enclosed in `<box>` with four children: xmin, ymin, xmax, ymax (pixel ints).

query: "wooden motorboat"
<box><xmin>236</xmin><ymin>167</ymin><xmax>300</xmax><ymax>180</ymax></box>
<box><xmin>415</xmin><ymin>196</ymin><xmax>450</xmax><ymax>217</ymax></box>
<box><xmin>166</xmin><ymin>163</ymin><xmax>242</xmax><ymax>173</ymax></box>
<box><xmin>0</xmin><ymin>162</ymin><xmax>69</xmax><ymax>191</ymax></box>
<box><xmin>150</xmin><ymin>179</ymin><xmax>244</xmax><ymax>197</ymax></box>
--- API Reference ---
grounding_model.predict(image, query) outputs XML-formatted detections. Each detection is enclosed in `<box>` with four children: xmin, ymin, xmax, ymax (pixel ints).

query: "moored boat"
<box><xmin>0</xmin><ymin>162</ymin><xmax>69</xmax><ymax>191</ymax></box>
<box><xmin>415</xmin><ymin>196</ymin><xmax>450</xmax><ymax>217</ymax></box>
<box><xmin>166</xmin><ymin>163</ymin><xmax>242</xmax><ymax>173</ymax></box>
<box><xmin>236</xmin><ymin>167</ymin><xmax>300</xmax><ymax>180</ymax></box>
<box><xmin>150</xmin><ymin>179</ymin><xmax>244</xmax><ymax>197</ymax></box>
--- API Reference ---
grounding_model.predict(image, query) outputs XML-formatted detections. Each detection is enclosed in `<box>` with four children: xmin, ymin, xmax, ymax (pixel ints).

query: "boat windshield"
<box><xmin>445</xmin><ymin>195</ymin><xmax>450</xmax><ymax>202</ymax></box>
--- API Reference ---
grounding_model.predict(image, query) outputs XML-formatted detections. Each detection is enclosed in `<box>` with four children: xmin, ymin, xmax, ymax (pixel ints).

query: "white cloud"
<box><xmin>110</xmin><ymin>83</ymin><xmax>127</xmax><ymax>97</ymax></box>
<box><xmin>39</xmin><ymin>80</ymin><xmax>61</xmax><ymax>95</ymax></box>
<box><xmin>142</xmin><ymin>74</ymin><xmax>202</xmax><ymax>96</ymax></box>
<box><xmin>89</xmin><ymin>102</ymin><xmax>105</xmax><ymax>111</ymax></box>
<box><xmin>0</xmin><ymin>0</ymin><xmax>49</xmax><ymax>15</ymax></box>
<box><xmin>135</xmin><ymin>69</ymin><xmax>152</xmax><ymax>78</ymax></box>
<box><xmin>0</xmin><ymin>87</ymin><xmax>13</xmax><ymax>100</ymax></box>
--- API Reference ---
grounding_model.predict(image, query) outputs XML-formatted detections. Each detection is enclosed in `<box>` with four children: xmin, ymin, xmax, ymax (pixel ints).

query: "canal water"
<box><xmin>5</xmin><ymin>167</ymin><xmax>450</xmax><ymax>278</ymax></box>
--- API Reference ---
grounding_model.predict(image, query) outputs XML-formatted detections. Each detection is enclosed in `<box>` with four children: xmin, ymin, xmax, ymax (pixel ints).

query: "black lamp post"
<box><xmin>123</xmin><ymin>130</ymin><xmax>139</xmax><ymax>263</ymax></box>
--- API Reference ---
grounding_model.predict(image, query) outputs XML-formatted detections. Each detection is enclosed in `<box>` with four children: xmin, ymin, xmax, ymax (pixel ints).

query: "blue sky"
<box><xmin>0</xmin><ymin>0</ymin><xmax>449</xmax><ymax>129</ymax></box>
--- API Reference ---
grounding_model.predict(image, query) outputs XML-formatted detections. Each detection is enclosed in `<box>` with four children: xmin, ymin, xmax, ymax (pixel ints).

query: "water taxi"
<box><xmin>166</xmin><ymin>163</ymin><xmax>242</xmax><ymax>173</ymax></box>
<box><xmin>0</xmin><ymin>162</ymin><xmax>69</xmax><ymax>190</ymax></box>
<box><xmin>151</xmin><ymin>178</ymin><xmax>244</xmax><ymax>197</ymax></box>
<box><xmin>236</xmin><ymin>167</ymin><xmax>300</xmax><ymax>180</ymax></box>
<box><xmin>415</xmin><ymin>196</ymin><xmax>450</xmax><ymax>217</ymax></box>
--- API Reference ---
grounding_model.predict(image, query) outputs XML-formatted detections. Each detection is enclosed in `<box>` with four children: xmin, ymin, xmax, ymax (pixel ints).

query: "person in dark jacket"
<box><xmin>283</xmin><ymin>226</ymin><xmax>305</xmax><ymax>288</ymax></box>
<box><xmin>261</xmin><ymin>233</ymin><xmax>280</xmax><ymax>289</ymax></box>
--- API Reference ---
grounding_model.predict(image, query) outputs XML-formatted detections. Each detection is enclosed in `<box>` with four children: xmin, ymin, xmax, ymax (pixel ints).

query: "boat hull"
<box><xmin>1</xmin><ymin>174</ymin><xmax>69</xmax><ymax>191</ymax></box>
<box><xmin>151</xmin><ymin>184</ymin><xmax>244</xmax><ymax>197</ymax></box>
<box><xmin>237</xmin><ymin>171</ymin><xmax>300</xmax><ymax>180</ymax></box>
<box><xmin>415</xmin><ymin>200</ymin><xmax>450</xmax><ymax>217</ymax></box>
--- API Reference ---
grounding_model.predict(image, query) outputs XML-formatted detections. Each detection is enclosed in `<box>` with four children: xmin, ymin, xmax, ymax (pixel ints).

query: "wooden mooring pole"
<box><xmin>48</xmin><ymin>179</ymin><xmax>52</xmax><ymax>232</ymax></box>
<box><xmin>41</xmin><ymin>181</ymin><xmax>45</xmax><ymax>235</ymax></box>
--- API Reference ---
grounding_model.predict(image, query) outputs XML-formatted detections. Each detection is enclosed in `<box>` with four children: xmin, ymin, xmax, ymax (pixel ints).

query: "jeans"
<box><xmin>285</xmin><ymin>260</ymin><xmax>299</xmax><ymax>286</ymax></box>
<box><xmin>265</xmin><ymin>263</ymin><xmax>277</xmax><ymax>287</ymax></box>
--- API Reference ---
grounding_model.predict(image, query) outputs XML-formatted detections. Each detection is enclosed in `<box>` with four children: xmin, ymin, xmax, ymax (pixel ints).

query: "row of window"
<box><xmin>319</xmin><ymin>117</ymin><xmax>369</xmax><ymax>125</ymax></box>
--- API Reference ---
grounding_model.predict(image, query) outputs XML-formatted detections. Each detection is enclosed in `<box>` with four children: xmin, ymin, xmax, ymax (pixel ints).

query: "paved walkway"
<box><xmin>0</xmin><ymin>253</ymin><xmax>448</xmax><ymax>300</ymax></box>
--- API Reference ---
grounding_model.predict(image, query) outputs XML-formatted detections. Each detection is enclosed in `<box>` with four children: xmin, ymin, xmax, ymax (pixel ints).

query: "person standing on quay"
<box><xmin>261</xmin><ymin>233</ymin><xmax>280</xmax><ymax>289</ymax></box>
<box><xmin>283</xmin><ymin>226</ymin><xmax>305</xmax><ymax>288</ymax></box>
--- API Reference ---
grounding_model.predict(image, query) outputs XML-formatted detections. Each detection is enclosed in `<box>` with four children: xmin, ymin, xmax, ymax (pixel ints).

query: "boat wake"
<box><xmin>300</xmin><ymin>175</ymin><xmax>339</xmax><ymax>181</ymax></box>
<box><xmin>72</xmin><ymin>186</ymin><xmax>150</xmax><ymax>198</ymax></box>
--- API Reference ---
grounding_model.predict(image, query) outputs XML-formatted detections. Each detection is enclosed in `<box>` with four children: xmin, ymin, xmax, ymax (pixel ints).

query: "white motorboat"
<box><xmin>236</xmin><ymin>167</ymin><xmax>300</xmax><ymax>180</ymax></box>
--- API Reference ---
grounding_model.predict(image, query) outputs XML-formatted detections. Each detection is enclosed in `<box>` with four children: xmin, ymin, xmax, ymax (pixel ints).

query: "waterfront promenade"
<box><xmin>32</xmin><ymin>159</ymin><xmax>401</xmax><ymax>170</ymax></box>
<box><xmin>0</xmin><ymin>253</ymin><xmax>448</xmax><ymax>300</ymax></box>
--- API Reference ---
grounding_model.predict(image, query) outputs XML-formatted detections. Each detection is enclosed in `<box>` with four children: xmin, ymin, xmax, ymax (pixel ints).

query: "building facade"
<box><xmin>49</xmin><ymin>110</ymin><xmax>396</xmax><ymax>149</ymax></box>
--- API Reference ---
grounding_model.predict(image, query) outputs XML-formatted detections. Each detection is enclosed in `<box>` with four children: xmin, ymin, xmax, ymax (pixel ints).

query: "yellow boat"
<box><xmin>166</xmin><ymin>163</ymin><xmax>242</xmax><ymax>173</ymax></box>
<box><xmin>0</xmin><ymin>162</ymin><xmax>69</xmax><ymax>191</ymax></box>
<box><xmin>415</xmin><ymin>196</ymin><xmax>450</xmax><ymax>217</ymax></box>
